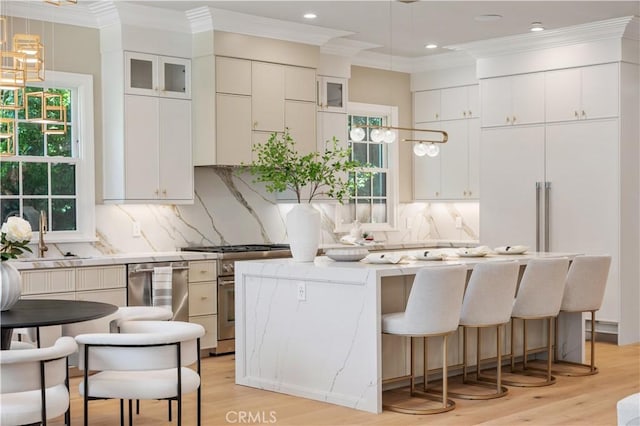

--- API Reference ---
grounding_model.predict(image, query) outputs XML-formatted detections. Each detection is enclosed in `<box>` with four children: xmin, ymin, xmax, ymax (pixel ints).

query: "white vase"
<box><xmin>1</xmin><ymin>262</ymin><xmax>21</xmax><ymax>311</ymax></box>
<box><xmin>286</xmin><ymin>204</ymin><xmax>321</xmax><ymax>262</ymax></box>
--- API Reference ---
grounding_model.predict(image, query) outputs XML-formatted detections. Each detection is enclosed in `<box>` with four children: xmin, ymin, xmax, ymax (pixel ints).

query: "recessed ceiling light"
<box><xmin>530</xmin><ymin>22</ymin><xmax>545</xmax><ymax>32</ymax></box>
<box><xmin>303</xmin><ymin>12</ymin><xmax>317</xmax><ymax>20</ymax></box>
<box><xmin>425</xmin><ymin>44</ymin><xmax>438</xmax><ymax>49</ymax></box>
<box><xmin>474</xmin><ymin>14</ymin><xmax>503</xmax><ymax>22</ymax></box>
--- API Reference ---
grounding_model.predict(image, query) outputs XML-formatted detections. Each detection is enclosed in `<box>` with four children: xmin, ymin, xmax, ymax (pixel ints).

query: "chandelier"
<box><xmin>349</xmin><ymin>125</ymin><xmax>448</xmax><ymax>157</ymax></box>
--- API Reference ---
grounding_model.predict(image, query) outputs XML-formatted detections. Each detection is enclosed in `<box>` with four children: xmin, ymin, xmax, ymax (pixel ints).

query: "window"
<box><xmin>0</xmin><ymin>71</ymin><xmax>95</xmax><ymax>242</ymax></box>
<box><xmin>336</xmin><ymin>102</ymin><xmax>398</xmax><ymax>232</ymax></box>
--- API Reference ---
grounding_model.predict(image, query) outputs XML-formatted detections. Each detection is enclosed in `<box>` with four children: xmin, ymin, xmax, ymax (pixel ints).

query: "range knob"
<box><xmin>222</xmin><ymin>263</ymin><xmax>234</xmax><ymax>273</ymax></box>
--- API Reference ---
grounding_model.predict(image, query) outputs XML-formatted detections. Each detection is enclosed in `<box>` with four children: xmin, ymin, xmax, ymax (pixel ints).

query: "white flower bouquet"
<box><xmin>1</xmin><ymin>216</ymin><xmax>33</xmax><ymax>261</ymax></box>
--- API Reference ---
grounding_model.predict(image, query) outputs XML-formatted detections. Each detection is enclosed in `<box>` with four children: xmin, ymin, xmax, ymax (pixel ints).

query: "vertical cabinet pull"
<box><xmin>535</xmin><ymin>182</ymin><xmax>541</xmax><ymax>252</ymax></box>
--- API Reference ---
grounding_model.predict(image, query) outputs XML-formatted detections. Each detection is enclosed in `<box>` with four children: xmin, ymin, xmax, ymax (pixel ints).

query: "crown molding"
<box><xmin>185</xmin><ymin>6</ymin><xmax>353</xmax><ymax>46</ymax></box>
<box><xmin>410</xmin><ymin>51</ymin><xmax>476</xmax><ymax>73</ymax></box>
<box><xmin>3</xmin><ymin>0</ymin><xmax>98</xmax><ymax>28</ymax></box>
<box><xmin>320</xmin><ymin>38</ymin><xmax>381</xmax><ymax>57</ymax></box>
<box><xmin>446</xmin><ymin>16</ymin><xmax>636</xmax><ymax>58</ymax></box>
<box><xmin>624</xmin><ymin>16</ymin><xmax>640</xmax><ymax>41</ymax></box>
<box><xmin>350</xmin><ymin>51</ymin><xmax>414</xmax><ymax>74</ymax></box>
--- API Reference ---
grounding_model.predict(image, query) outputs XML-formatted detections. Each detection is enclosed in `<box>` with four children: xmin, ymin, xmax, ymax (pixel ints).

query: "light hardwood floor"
<box><xmin>53</xmin><ymin>342</ymin><xmax>639</xmax><ymax>425</ymax></box>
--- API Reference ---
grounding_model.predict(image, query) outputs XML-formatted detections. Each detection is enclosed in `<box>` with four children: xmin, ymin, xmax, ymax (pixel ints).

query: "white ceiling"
<box><xmin>4</xmin><ymin>0</ymin><xmax>639</xmax><ymax>61</ymax></box>
<box><xmin>128</xmin><ymin>0</ymin><xmax>639</xmax><ymax>57</ymax></box>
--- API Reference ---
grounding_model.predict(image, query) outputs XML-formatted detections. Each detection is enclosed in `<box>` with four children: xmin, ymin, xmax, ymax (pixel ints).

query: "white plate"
<box><xmin>494</xmin><ymin>245</ymin><xmax>529</xmax><ymax>255</ymax></box>
<box><xmin>362</xmin><ymin>253</ymin><xmax>407</xmax><ymax>264</ymax></box>
<box><xmin>325</xmin><ymin>248</ymin><xmax>369</xmax><ymax>262</ymax></box>
<box><xmin>457</xmin><ymin>252</ymin><xmax>488</xmax><ymax>258</ymax></box>
<box><xmin>456</xmin><ymin>247</ymin><xmax>490</xmax><ymax>257</ymax></box>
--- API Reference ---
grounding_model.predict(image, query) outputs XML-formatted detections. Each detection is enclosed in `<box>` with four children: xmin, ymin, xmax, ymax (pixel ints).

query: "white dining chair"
<box><xmin>75</xmin><ymin>320</ymin><xmax>204</xmax><ymax>426</ymax></box>
<box><xmin>1</xmin><ymin>336</ymin><xmax>77</xmax><ymax>426</ymax></box>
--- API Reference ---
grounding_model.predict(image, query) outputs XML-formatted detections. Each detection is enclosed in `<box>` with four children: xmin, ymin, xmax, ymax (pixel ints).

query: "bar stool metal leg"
<box><xmin>552</xmin><ymin>310</ymin><xmax>599</xmax><ymax>376</ymax></box>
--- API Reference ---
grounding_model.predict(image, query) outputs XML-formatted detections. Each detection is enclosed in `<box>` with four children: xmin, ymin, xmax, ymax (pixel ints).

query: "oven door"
<box><xmin>217</xmin><ymin>276</ymin><xmax>235</xmax><ymax>341</ymax></box>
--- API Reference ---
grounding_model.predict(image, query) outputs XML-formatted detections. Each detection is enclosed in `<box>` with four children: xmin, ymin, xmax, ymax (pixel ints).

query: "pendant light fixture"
<box><xmin>44</xmin><ymin>0</ymin><xmax>77</xmax><ymax>5</ymax></box>
<box><xmin>348</xmin><ymin>1</ymin><xmax>448</xmax><ymax>156</ymax></box>
<box><xmin>350</xmin><ymin>124</ymin><xmax>448</xmax><ymax>156</ymax></box>
<box><xmin>12</xmin><ymin>33</ymin><xmax>44</xmax><ymax>82</ymax></box>
<box><xmin>25</xmin><ymin>90</ymin><xmax>67</xmax><ymax>134</ymax></box>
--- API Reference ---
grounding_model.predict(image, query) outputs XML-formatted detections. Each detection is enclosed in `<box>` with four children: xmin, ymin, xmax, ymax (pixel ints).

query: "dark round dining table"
<box><xmin>1</xmin><ymin>299</ymin><xmax>118</xmax><ymax>350</ymax></box>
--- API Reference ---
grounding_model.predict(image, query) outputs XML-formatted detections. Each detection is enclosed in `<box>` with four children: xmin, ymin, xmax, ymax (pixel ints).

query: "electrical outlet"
<box><xmin>455</xmin><ymin>216</ymin><xmax>463</xmax><ymax>229</ymax></box>
<box><xmin>297</xmin><ymin>282</ymin><xmax>306</xmax><ymax>301</ymax></box>
<box><xmin>132</xmin><ymin>221</ymin><xmax>141</xmax><ymax>237</ymax></box>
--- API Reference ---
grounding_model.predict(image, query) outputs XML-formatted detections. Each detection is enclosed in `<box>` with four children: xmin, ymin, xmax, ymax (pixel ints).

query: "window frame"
<box><xmin>1</xmin><ymin>71</ymin><xmax>95</xmax><ymax>243</ymax></box>
<box><xmin>334</xmin><ymin>102</ymin><xmax>399</xmax><ymax>233</ymax></box>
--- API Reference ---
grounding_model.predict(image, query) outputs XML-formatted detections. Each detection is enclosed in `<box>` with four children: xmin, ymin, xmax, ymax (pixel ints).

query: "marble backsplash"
<box><xmin>38</xmin><ymin>167</ymin><xmax>479</xmax><ymax>257</ymax></box>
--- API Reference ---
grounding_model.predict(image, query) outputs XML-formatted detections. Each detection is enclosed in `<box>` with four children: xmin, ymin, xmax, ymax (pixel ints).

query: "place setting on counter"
<box><xmin>323</xmin><ymin>245</ymin><xmax>531</xmax><ymax>263</ymax></box>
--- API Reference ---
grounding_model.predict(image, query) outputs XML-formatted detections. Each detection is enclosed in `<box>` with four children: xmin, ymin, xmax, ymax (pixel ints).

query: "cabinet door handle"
<box><xmin>154</xmin><ymin>189</ymin><xmax>159</xmax><ymax>196</ymax></box>
<box><xmin>162</xmin><ymin>189</ymin><xmax>167</xmax><ymax>196</ymax></box>
<box><xmin>581</xmin><ymin>110</ymin><xmax>586</xmax><ymax>118</ymax></box>
<box><xmin>435</xmin><ymin>113</ymin><xmax>439</xmax><ymax>120</ymax></box>
<box><xmin>201</xmin><ymin>296</ymin><xmax>208</xmax><ymax>300</ymax></box>
<box><xmin>506</xmin><ymin>116</ymin><xmax>511</xmax><ymax>124</ymax></box>
<box><xmin>468</xmin><ymin>191</ymin><xmax>472</xmax><ymax>196</ymax></box>
<box><xmin>512</xmin><ymin>116</ymin><xmax>516</xmax><ymax>124</ymax></box>
<box><xmin>468</xmin><ymin>110</ymin><xmax>472</xmax><ymax>117</ymax></box>
<box><xmin>463</xmin><ymin>190</ymin><xmax>468</xmax><ymax>196</ymax></box>
<box><xmin>463</xmin><ymin>111</ymin><xmax>467</xmax><ymax>118</ymax></box>
<box><xmin>253</xmin><ymin>121</ymin><xmax>258</xmax><ymax>129</ymax></box>
<box><xmin>574</xmin><ymin>110</ymin><xmax>579</xmax><ymax>118</ymax></box>
<box><xmin>435</xmin><ymin>192</ymin><xmax>440</xmax><ymax>197</ymax></box>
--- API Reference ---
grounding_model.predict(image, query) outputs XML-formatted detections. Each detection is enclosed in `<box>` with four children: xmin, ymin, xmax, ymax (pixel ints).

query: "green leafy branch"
<box><xmin>245</xmin><ymin>130</ymin><xmax>368</xmax><ymax>204</ymax></box>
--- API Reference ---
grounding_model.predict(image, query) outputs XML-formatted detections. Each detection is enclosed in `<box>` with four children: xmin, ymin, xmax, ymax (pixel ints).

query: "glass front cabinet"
<box><xmin>125</xmin><ymin>51</ymin><xmax>191</xmax><ymax>99</ymax></box>
<box><xmin>317</xmin><ymin>76</ymin><xmax>347</xmax><ymax>113</ymax></box>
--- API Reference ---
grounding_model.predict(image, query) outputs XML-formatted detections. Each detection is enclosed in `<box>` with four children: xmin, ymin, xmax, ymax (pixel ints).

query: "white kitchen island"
<box><xmin>234</xmin><ymin>252</ymin><xmax>582</xmax><ymax>414</ymax></box>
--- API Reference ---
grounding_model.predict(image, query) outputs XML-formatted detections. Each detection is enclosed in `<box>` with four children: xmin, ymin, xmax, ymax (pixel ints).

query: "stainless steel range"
<box><xmin>182</xmin><ymin>244</ymin><xmax>291</xmax><ymax>354</ymax></box>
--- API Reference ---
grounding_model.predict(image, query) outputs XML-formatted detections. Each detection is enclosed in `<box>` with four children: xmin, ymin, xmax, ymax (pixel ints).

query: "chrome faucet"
<box><xmin>38</xmin><ymin>210</ymin><xmax>48</xmax><ymax>258</ymax></box>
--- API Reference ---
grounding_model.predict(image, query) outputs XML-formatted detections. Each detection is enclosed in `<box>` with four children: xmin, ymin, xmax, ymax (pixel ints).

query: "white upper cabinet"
<box><xmin>414</xmin><ymin>90</ymin><xmax>441</xmax><ymax>123</ymax></box>
<box><xmin>440</xmin><ymin>85</ymin><xmax>479</xmax><ymax>121</ymax></box>
<box><xmin>125</xmin><ymin>51</ymin><xmax>191</xmax><ymax>99</ymax></box>
<box><xmin>215</xmin><ymin>56</ymin><xmax>251</xmax><ymax>95</ymax></box>
<box><xmin>285</xmin><ymin>100</ymin><xmax>316</xmax><ymax>155</ymax></box>
<box><xmin>481</xmin><ymin>73</ymin><xmax>545</xmax><ymax>127</ymax></box>
<box><xmin>124</xmin><ymin>95</ymin><xmax>193</xmax><ymax>202</ymax></box>
<box><xmin>252</xmin><ymin>61</ymin><xmax>285</xmax><ymax>132</ymax></box>
<box><xmin>413</xmin><ymin>123</ymin><xmax>442</xmax><ymax>200</ymax></box>
<box><xmin>214</xmin><ymin>56</ymin><xmax>316</xmax><ymax>165</ymax></box>
<box><xmin>104</xmin><ymin>50</ymin><xmax>193</xmax><ymax>204</ymax></box>
<box><xmin>545</xmin><ymin>63</ymin><xmax>619</xmax><ymax>123</ymax></box>
<box><xmin>285</xmin><ymin>66</ymin><xmax>316</xmax><ymax>102</ymax></box>
<box><xmin>317</xmin><ymin>76</ymin><xmax>347</xmax><ymax>113</ymax></box>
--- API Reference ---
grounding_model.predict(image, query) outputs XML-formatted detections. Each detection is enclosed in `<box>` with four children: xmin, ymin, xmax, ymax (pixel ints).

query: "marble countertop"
<box><xmin>9</xmin><ymin>251</ymin><xmax>220</xmax><ymax>270</ymax></box>
<box><xmin>239</xmin><ymin>251</ymin><xmax>578</xmax><ymax>279</ymax></box>
<box><xmin>319</xmin><ymin>239</ymin><xmax>478</xmax><ymax>252</ymax></box>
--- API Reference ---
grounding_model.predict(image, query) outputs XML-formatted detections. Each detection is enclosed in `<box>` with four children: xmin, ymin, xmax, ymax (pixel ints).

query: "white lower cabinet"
<box><xmin>188</xmin><ymin>260</ymin><xmax>217</xmax><ymax>350</ymax></box>
<box><xmin>19</xmin><ymin>265</ymin><xmax>127</xmax><ymax>304</ymax></box>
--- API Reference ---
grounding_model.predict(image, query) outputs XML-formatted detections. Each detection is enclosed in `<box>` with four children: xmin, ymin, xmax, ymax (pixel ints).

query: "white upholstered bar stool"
<box><xmin>553</xmin><ymin>255</ymin><xmax>611</xmax><ymax>376</ymax></box>
<box><xmin>503</xmin><ymin>257</ymin><xmax>569</xmax><ymax>387</ymax></box>
<box><xmin>447</xmin><ymin>260</ymin><xmax>520</xmax><ymax>400</ymax></box>
<box><xmin>382</xmin><ymin>265</ymin><xmax>467</xmax><ymax>415</ymax></box>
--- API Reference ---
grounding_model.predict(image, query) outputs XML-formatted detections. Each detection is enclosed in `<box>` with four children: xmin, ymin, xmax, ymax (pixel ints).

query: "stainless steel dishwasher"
<box><xmin>126</xmin><ymin>261</ymin><xmax>189</xmax><ymax>322</ymax></box>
